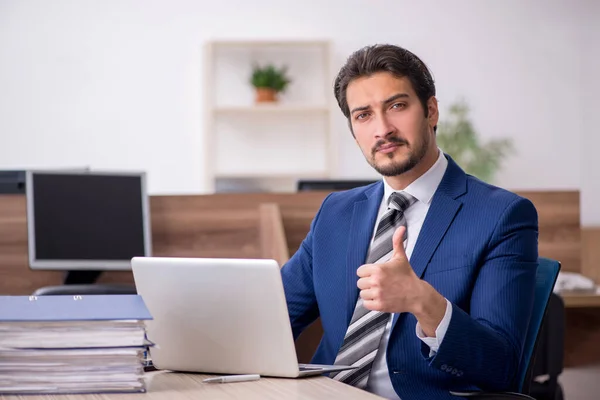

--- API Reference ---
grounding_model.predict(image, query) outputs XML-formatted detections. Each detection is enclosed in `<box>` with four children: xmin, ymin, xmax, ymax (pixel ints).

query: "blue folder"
<box><xmin>0</xmin><ymin>295</ymin><xmax>153</xmax><ymax>322</ymax></box>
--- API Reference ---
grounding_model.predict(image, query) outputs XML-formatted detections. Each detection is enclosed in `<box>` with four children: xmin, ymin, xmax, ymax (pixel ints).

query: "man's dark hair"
<box><xmin>333</xmin><ymin>44</ymin><xmax>436</xmax><ymax>133</ymax></box>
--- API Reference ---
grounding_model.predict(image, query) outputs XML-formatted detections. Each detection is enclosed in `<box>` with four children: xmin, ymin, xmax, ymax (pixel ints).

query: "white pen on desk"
<box><xmin>203</xmin><ymin>374</ymin><xmax>261</xmax><ymax>384</ymax></box>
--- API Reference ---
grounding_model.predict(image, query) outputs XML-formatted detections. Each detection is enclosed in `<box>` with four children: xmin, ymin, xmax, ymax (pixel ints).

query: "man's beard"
<box><xmin>367</xmin><ymin>130</ymin><xmax>430</xmax><ymax>177</ymax></box>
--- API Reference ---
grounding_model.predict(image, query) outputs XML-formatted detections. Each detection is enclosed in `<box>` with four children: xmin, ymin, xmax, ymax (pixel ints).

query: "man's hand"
<box><xmin>357</xmin><ymin>226</ymin><xmax>421</xmax><ymax>313</ymax></box>
<box><xmin>356</xmin><ymin>226</ymin><xmax>447</xmax><ymax>337</ymax></box>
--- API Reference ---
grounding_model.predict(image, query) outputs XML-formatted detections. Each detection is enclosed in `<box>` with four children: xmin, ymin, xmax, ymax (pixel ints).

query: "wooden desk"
<box><xmin>0</xmin><ymin>371</ymin><xmax>384</xmax><ymax>400</ymax></box>
<box><xmin>561</xmin><ymin>292</ymin><xmax>600</xmax><ymax>308</ymax></box>
<box><xmin>558</xmin><ymin>290</ymin><xmax>600</xmax><ymax>367</ymax></box>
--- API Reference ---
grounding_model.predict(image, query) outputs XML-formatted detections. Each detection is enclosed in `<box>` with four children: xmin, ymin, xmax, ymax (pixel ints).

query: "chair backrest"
<box><xmin>518</xmin><ymin>257</ymin><xmax>561</xmax><ymax>393</ymax></box>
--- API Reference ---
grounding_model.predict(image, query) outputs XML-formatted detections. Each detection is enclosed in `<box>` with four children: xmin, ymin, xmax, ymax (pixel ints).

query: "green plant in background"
<box><xmin>250</xmin><ymin>64</ymin><xmax>291</xmax><ymax>92</ymax></box>
<box><xmin>436</xmin><ymin>99</ymin><xmax>514</xmax><ymax>183</ymax></box>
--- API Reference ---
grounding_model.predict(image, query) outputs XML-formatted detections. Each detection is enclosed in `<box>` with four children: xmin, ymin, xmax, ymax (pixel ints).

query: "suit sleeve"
<box><xmin>422</xmin><ymin>196</ymin><xmax>539</xmax><ymax>391</ymax></box>
<box><xmin>280</xmin><ymin>193</ymin><xmax>333</xmax><ymax>340</ymax></box>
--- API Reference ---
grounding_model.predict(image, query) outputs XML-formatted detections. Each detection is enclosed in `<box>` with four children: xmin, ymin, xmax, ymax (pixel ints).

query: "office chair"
<box><xmin>450</xmin><ymin>257</ymin><xmax>561</xmax><ymax>400</ymax></box>
<box><xmin>32</xmin><ymin>284</ymin><xmax>137</xmax><ymax>296</ymax></box>
<box><xmin>528</xmin><ymin>293</ymin><xmax>565</xmax><ymax>400</ymax></box>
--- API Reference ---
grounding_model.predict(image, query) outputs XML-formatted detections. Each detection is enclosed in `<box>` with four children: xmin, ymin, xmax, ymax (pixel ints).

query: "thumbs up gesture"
<box><xmin>356</xmin><ymin>226</ymin><xmax>448</xmax><ymax>337</ymax></box>
<box><xmin>356</xmin><ymin>226</ymin><xmax>420</xmax><ymax>314</ymax></box>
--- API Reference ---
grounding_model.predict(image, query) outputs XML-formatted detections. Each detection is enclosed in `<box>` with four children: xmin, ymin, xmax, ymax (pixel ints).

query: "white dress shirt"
<box><xmin>365</xmin><ymin>148</ymin><xmax>452</xmax><ymax>399</ymax></box>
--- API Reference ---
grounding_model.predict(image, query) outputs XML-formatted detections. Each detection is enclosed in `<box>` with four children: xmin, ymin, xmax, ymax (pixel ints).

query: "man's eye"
<box><xmin>356</xmin><ymin>113</ymin><xmax>368</xmax><ymax>120</ymax></box>
<box><xmin>391</xmin><ymin>103</ymin><xmax>405</xmax><ymax>109</ymax></box>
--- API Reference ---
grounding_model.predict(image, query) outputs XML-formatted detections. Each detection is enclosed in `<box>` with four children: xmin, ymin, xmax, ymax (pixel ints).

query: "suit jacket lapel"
<box><xmin>344</xmin><ymin>182</ymin><xmax>383</xmax><ymax>323</ymax></box>
<box><xmin>409</xmin><ymin>198</ymin><xmax>462</xmax><ymax>279</ymax></box>
<box><xmin>392</xmin><ymin>155</ymin><xmax>467</xmax><ymax>327</ymax></box>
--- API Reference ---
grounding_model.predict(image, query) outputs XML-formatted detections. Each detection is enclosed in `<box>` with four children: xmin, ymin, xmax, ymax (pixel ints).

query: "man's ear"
<box><xmin>427</xmin><ymin>96</ymin><xmax>439</xmax><ymax>131</ymax></box>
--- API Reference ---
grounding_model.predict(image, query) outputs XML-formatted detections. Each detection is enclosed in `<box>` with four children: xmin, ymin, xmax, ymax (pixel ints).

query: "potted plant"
<box><xmin>250</xmin><ymin>63</ymin><xmax>291</xmax><ymax>103</ymax></box>
<box><xmin>436</xmin><ymin>99</ymin><xmax>514</xmax><ymax>183</ymax></box>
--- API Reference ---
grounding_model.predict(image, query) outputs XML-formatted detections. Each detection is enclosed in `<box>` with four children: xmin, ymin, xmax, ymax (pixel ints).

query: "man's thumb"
<box><xmin>391</xmin><ymin>226</ymin><xmax>407</xmax><ymax>261</ymax></box>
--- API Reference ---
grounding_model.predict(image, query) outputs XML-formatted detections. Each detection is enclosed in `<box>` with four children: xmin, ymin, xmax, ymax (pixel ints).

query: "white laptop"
<box><xmin>130</xmin><ymin>256</ymin><xmax>356</xmax><ymax>378</ymax></box>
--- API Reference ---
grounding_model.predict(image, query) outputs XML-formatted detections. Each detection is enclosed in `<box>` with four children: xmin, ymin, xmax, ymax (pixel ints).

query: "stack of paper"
<box><xmin>0</xmin><ymin>295</ymin><xmax>152</xmax><ymax>394</ymax></box>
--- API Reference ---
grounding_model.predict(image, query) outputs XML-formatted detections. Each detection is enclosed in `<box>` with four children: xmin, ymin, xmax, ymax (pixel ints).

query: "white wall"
<box><xmin>0</xmin><ymin>1</ymin><xmax>591</xmax><ymax>203</ymax></box>
<box><xmin>580</xmin><ymin>0</ymin><xmax>600</xmax><ymax>227</ymax></box>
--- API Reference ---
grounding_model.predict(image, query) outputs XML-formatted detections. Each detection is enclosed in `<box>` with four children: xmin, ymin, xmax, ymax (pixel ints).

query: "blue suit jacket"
<box><xmin>280</xmin><ymin>155</ymin><xmax>539</xmax><ymax>400</ymax></box>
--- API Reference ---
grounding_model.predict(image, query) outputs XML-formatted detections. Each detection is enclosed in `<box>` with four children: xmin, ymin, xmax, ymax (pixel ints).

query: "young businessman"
<box><xmin>280</xmin><ymin>44</ymin><xmax>539</xmax><ymax>400</ymax></box>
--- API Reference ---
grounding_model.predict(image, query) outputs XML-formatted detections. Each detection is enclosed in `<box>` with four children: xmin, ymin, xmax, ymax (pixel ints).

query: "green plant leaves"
<box><xmin>250</xmin><ymin>64</ymin><xmax>291</xmax><ymax>92</ymax></box>
<box><xmin>436</xmin><ymin>99</ymin><xmax>514</xmax><ymax>183</ymax></box>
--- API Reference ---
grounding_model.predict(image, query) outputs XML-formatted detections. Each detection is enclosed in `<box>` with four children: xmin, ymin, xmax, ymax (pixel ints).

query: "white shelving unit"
<box><xmin>203</xmin><ymin>39</ymin><xmax>334</xmax><ymax>193</ymax></box>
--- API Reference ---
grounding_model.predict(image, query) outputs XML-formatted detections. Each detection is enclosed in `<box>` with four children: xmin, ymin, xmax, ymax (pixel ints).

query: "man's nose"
<box><xmin>374</xmin><ymin>115</ymin><xmax>395</xmax><ymax>139</ymax></box>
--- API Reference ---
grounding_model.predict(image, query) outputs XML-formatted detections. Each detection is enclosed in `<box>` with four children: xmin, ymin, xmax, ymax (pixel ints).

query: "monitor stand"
<box><xmin>63</xmin><ymin>270</ymin><xmax>102</xmax><ymax>285</ymax></box>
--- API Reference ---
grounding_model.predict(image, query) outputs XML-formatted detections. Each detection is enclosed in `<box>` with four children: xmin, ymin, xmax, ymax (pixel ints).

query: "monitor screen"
<box><xmin>26</xmin><ymin>171</ymin><xmax>152</xmax><ymax>270</ymax></box>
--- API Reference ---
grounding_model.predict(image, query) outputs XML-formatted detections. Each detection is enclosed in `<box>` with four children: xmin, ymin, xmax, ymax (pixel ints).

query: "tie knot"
<box><xmin>387</xmin><ymin>192</ymin><xmax>416</xmax><ymax>213</ymax></box>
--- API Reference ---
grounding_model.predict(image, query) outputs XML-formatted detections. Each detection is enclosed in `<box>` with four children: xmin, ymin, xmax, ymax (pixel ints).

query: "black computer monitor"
<box><xmin>0</xmin><ymin>170</ymin><xmax>26</xmax><ymax>194</ymax></box>
<box><xmin>297</xmin><ymin>179</ymin><xmax>378</xmax><ymax>192</ymax></box>
<box><xmin>26</xmin><ymin>170</ymin><xmax>152</xmax><ymax>273</ymax></box>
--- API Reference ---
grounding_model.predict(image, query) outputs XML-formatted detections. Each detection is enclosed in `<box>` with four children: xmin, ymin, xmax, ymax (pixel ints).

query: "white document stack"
<box><xmin>0</xmin><ymin>295</ymin><xmax>153</xmax><ymax>395</ymax></box>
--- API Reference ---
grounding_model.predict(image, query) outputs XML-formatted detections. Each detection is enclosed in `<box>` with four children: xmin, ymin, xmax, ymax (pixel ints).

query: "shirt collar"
<box><xmin>382</xmin><ymin>148</ymin><xmax>448</xmax><ymax>207</ymax></box>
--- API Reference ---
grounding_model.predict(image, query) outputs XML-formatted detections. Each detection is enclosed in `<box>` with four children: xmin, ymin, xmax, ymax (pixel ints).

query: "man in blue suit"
<box><xmin>280</xmin><ymin>44</ymin><xmax>538</xmax><ymax>400</ymax></box>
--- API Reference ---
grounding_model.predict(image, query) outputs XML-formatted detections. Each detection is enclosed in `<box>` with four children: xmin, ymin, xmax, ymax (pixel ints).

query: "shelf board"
<box><xmin>210</xmin><ymin>39</ymin><xmax>329</xmax><ymax>48</ymax></box>
<box><xmin>214</xmin><ymin>105</ymin><xmax>330</xmax><ymax>113</ymax></box>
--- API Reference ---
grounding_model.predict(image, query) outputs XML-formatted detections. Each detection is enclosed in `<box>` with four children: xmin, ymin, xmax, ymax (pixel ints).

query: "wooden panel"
<box><xmin>517</xmin><ymin>191</ymin><xmax>581</xmax><ymax>272</ymax></box>
<box><xmin>0</xmin><ymin>190</ymin><xmax>581</xmax><ymax>295</ymax></box>
<box><xmin>149</xmin><ymin>195</ymin><xmax>262</xmax><ymax>259</ymax></box>
<box><xmin>259</xmin><ymin>203</ymin><xmax>290</xmax><ymax>267</ymax></box>
<box><xmin>0</xmin><ymin>196</ymin><xmax>63</xmax><ymax>294</ymax></box>
<box><xmin>148</xmin><ymin>192</ymin><xmax>328</xmax><ymax>262</ymax></box>
<box><xmin>582</xmin><ymin>228</ymin><xmax>600</xmax><ymax>284</ymax></box>
<box><xmin>0</xmin><ymin>194</ymin><xmax>293</xmax><ymax>295</ymax></box>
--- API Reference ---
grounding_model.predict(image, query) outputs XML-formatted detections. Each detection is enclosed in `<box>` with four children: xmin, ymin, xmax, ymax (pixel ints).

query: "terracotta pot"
<box><xmin>255</xmin><ymin>87</ymin><xmax>278</xmax><ymax>103</ymax></box>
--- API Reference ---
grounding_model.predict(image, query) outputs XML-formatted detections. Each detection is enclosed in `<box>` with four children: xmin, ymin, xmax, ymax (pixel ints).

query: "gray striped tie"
<box><xmin>331</xmin><ymin>191</ymin><xmax>416</xmax><ymax>388</ymax></box>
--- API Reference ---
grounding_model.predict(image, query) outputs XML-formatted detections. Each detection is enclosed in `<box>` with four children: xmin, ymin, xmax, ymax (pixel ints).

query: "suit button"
<box><xmin>441</xmin><ymin>364</ymin><xmax>448</xmax><ymax>371</ymax></box>
<box><xmin>452</xmin><ymin>368</ymin><xmax>458</xmax><ymax>375</ymax></box>
<box><xmin>457</xmin><ymin>371</ymin><xmax>464</xmax><ymax>377</ymax></box>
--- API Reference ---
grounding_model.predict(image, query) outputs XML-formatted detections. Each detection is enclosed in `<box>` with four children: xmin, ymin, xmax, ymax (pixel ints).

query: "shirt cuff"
<box><xmin>415</xmin><ymin>298</ymin><xmax>453</xmax><ymax>357</ymax></box>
